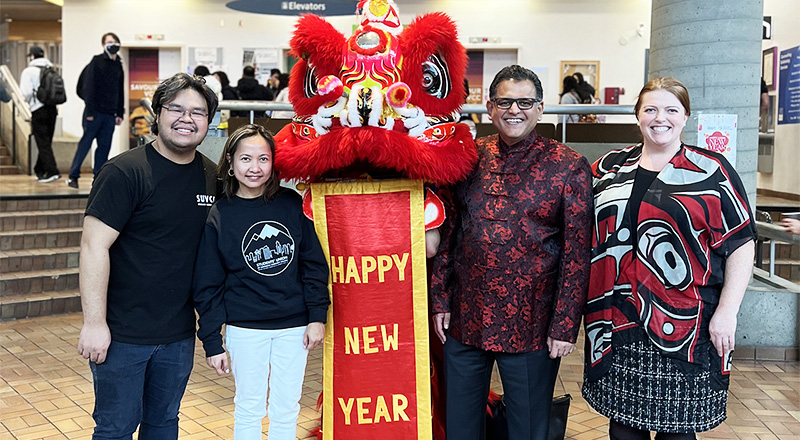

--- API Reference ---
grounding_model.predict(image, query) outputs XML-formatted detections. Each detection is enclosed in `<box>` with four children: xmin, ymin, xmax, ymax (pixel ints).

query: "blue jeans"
<box><xmin>89</xmin><ymin>337</ymin><xmax>195</xmax><ymax>440</ymax></box>
<box><xmin>70</xmin><ymin>111</ymin><xmax>116</xmax><ymax>180</ymax></box>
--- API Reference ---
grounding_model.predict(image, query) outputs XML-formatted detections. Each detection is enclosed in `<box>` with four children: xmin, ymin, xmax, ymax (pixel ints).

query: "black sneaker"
<box><xmin>67</xmin><ymin>178</ymin><xmax>79</xmax><ymax>189</ymax></box>
<box><xmin>38</xmin><ymin>173</ymin><xmax>61</xmax><ymax>183</ymax></box>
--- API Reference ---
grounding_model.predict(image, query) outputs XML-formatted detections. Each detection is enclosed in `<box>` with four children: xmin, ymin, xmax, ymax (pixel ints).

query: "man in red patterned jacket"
<box><xmin>430</xmin><ymin>65</ymin><xmax>592</xmax><ymax>440</ymax></box>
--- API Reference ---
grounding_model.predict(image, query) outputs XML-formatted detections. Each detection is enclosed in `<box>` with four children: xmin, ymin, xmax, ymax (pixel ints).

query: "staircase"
<box><xmin>0</xmin><ymin>196</ymin><xmax>84</xmax><ymax>320</ymax></box>
<box><xmin>0</xmin><ymin>143</ymin><xmax>21</xmax><ymax>175</ymax></box>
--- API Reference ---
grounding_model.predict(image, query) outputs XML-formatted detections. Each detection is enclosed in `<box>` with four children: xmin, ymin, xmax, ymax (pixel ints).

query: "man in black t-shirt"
<box><xmin>77</xmin><ymin>73</ymin><xmax>218</xmax><ymax>440</ymax></box>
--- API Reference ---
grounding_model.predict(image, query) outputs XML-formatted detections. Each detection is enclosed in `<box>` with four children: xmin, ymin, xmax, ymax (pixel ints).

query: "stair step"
<box><xmin>0</xmin><ymin>156</ymin><xmax>11</xmax><ymax>166</ymax></box>
<box><xmin>0</xmin><ymin>227</ymin><xmax>82</xmax><ymax>251</ymax></box>
<box><xmin>0</xmin><ymin>246</ymin><xmax>80</xmax><ymax>273</ymax></box>
<box><xmin>0</xmin><ymin>290</ymin><xmax>82</xmax><ymax>321</ymax></box>
<box><xmin>0</xmin><ymin>165</ymin><xmax>21</xmax><ymax>175</ymax></box>
<box><xmin>1</xmin><ymin>209</ymin><xmax>84</xmax><ymax>232</ymax></box>
<box><xmin>0</xmin><ymin>198</ymin><xmax>87</xmax><ymax>213</ymax></box>
<box><xmin>0</xmin><ymin>267</ymin><xmax>80</xmax><ymax>297</ymax></box>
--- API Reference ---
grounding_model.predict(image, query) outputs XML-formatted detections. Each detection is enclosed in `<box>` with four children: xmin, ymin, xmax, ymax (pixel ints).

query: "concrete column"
<box><xmin>649</xmin><ymin>0</ymin><xmax>763</xmax><ymax>207</ymax></box>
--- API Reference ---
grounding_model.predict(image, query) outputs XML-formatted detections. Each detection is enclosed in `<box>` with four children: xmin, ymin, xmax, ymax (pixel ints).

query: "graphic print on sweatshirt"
<box><xmin>242</xmin><ymin>221</ymin><xmax>296</xmax><ymax>276</ymax></box>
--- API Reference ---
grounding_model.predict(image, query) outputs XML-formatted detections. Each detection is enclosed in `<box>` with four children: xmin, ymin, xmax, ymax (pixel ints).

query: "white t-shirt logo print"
<box><xmin>241</xmin><ymin>221</ymin><xmax>296</xmax><ymax>276</ymax></box>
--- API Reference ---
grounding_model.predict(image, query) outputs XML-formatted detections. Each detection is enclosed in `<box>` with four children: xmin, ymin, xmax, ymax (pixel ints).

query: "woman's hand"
<box><xmin>709</xmin><ymin>306</ymin><xmax>738</xmax><ymax>357</ymax></box>
<box><xmin>304</xmin><ymin>322</ymin><xmax>325</xmax><ymax>350</ymax></box>
<box><xmin>206</xmin><ymin>352</ymin><xmax>230</xmax><ymax>376</ymax></box>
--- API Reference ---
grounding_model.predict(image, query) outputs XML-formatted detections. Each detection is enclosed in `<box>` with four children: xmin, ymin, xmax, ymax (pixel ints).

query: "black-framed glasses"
<box><xmin>164</xmin><ymin>104</ymin><xmax>208</xmax><ymax>121</ymax></box>
<box><xmin>491</xmin><ymin>98</ymin><xmax>539</xmax><ymax>110</ymax></box>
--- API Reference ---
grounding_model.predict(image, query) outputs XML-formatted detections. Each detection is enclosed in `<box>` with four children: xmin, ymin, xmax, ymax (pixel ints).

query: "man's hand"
<box><xmin>304</xmin><ymin>322</ymin><xmax>325</xmax><ymax>350</ymax></box>
<box><xmin>206</xmin><ymin>352</ymin><xmax>230</xmax><ymax>376</ymax></box>
<box><xmin>115</xmin><ymin>116</ymin><xmax>123</xmax><ymax>126</ymax></box>
<box><xmin>433</xmin><ymin>312</ymin><xmax>450</xmax><ymax>344</ymax></box>
<box><xmin>547</xmin><ymin>337</ymin><xmax>575</xmax><ymax>359</ymax></box>
<box><xmin>77</xmin><ymin>322</ymin><xmax>111</xmax><ymax>364</ymax></box>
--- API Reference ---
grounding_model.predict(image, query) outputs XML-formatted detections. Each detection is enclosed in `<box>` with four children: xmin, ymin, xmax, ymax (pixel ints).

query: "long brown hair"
<box><xmin>217</xmin><ymin>124</ymin><xmax>280</xmax><ymax>201</ymax></box>
<box><xmin>634</xmin><ymin>77</ymin><xmax>691</xmax><ymax>118</ymax></box>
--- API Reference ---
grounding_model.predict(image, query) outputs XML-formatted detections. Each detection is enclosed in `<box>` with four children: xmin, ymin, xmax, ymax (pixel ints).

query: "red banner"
<box><xmin>311</xmin><ymin>180</ymin><xmax>431</xmax><ymax>440</ymax></box>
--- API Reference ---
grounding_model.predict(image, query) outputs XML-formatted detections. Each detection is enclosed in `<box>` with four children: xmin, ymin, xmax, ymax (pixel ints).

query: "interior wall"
<box><xmin>61</xmin><ymin>0</ymin><xmax>651</xmax><ymax>157</ymax></box>
<box><xmin>760</xmin><ymin>0</ymin><xmax>800</xmax><ymax>197</ymax></box>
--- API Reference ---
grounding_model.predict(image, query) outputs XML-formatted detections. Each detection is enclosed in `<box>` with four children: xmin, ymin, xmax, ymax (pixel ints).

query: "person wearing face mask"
<box><xmin>68</xmin><ymin>32</ymin><xmax>125</xmax><ymax>189</ymax></box>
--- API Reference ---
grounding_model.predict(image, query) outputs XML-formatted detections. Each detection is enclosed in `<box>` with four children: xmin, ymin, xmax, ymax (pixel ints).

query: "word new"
<box><xmin>344</xmin><ymin>324</ymin><xmax>398</xmax><ymax>354</ymax></box>
<box><xmin>330</xmin><ymin>253</ymin><xmax>409</xmax><ymax>284</ymax></box>
<box><xmin>338</xmin><ymin>394</ymin><xmax>410</xmax><ymax>425</ymax></box>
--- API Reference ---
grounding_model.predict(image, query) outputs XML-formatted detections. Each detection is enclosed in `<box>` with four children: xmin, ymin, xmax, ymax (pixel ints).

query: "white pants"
<box><xmin>225</xmin><ymin>325</ymin><xmax>309</xmax><ymax>440</ymax></box>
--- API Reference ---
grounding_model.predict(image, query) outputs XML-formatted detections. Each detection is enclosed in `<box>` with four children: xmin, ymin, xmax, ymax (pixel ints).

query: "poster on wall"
<box><xmin>697</xmin><ymin>114</ymin><xmax>738</xmax><ymax>168</ymax></box>
<box><xmin>465</xmin><ymin>51</ymin><xmax>484</xmax><ymax>106</ymax></box>
<box><xmin>243</xmin><ymin>48</ymin><xmax>279</xmax><ymax>85</ymax></box>
<box><xmin>128</xmin><ymin>49</ymin><xmax>159</xmax><ymax>150</ymax></box>
<box><xmin>777</xmin><ymin>45</ymin><xmax>800</xmax><ymax>125</ymax></box>
<box><xmin>188</xmin><ymin>47</ymin><xmax>224</xmax><ymax>73</ymax></box>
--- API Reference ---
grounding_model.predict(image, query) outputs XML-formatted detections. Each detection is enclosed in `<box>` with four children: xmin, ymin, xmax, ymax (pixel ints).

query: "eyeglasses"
<box><xmin>491</xmin><ymin>98</ymin><xmax>539</xmax><ymax>110</ymax></box>
<box><xmin>164</xmin><ymin>104</ymin><xmax>208</xmax><ymax>121</ymax></box>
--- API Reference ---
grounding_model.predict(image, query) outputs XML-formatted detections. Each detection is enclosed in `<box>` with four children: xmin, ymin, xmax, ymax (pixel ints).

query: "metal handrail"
<box><xmin>0</xmin><ymin>65</ymin><xmax>32</xmax><ymax>120</ymax></box>
<box><xmin>755</xmin><ymin>220</ymin><xmax>800</xmax><ymax>278</ymax></box>
<box><xmin>217</xmin><ymin>102</ymin><xmax>636</xmax><ymax>116</ymax></box>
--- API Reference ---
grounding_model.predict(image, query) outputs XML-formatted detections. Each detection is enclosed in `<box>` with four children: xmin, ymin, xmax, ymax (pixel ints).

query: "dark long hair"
<box><xmin>217</xmin><ymin>124</ymin><xmax>280</xmax><ymax>201</ymax></box>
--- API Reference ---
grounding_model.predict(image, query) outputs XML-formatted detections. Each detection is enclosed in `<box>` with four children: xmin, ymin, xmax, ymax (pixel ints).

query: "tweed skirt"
<box><xmin>582</xmin><ymin>339</ymin><xmax>727</xmax><ymax>433</ymax></box>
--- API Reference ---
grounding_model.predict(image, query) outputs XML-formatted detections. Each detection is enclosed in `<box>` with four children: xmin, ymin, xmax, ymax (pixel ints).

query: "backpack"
<box><xmin>36</xmin><ymin>66</ymin><xmax>67</xmax><ymax>105</ymax></box>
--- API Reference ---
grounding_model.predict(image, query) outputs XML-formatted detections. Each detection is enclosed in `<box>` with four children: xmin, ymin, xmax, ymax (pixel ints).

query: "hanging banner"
<box><xmin>777</xmin><ymin>45</ymin><xmax>800</xmax><ymax>125</ymax></box>
<box><xmin>128</xmin><ymin>49</ymin><xmax>159</xmax><ymax>149</ymax></box>
<box><xmin>311</xmin><ymin>179</ymin><xmax>431</xmax><ymax>440</ymax></box>
<box><xmin>697</xmin><ymin>114</ymin><xmax>738</xmax><ymax>167</ymax></box>
<box><xmin>226</xmin><ymin>0</ymin><xmax>358</xmax><ymax>16</ymax></box>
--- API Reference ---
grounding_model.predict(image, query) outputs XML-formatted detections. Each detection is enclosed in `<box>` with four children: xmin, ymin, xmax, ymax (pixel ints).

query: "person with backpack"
<box><xmin>68</xmin><ymin>32</ymin><xmax>125</xmax><ymax>189</ymax></box>
<box><xmin>20</xmin><ymin>46</ymin><xmax>62</xmax><ymax>183</ymax></box>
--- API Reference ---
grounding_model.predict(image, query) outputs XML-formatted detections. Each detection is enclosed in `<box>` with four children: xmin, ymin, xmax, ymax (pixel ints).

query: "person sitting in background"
<box><xmin>559</xmin><ymin>75</ymin><xmax>581</xmax><ymax>124</ymax></box>
<box><xmin>572</xmin><ymin>71</ymin><xmax>596</xmax><ymax>103</ymax></box>
<box><xmin>194</xmin><ymin>65</ymin><xmax>222</xmax><ymax>101</ymax></box>
<box><xmin>213</xmin><ymin>71</ymin><xmax>239</xmax><ymax>101</ymax></box>
<box><xmin>234</xmin><ymin>65</ymin><xmax>273</xmax><ymax>118</ymax></box>
<box><xmin>268</xmin><ymin>68</ymin><xmax>281</xmax><ymax>96</ymax></box>
<box><xmin>271</xmin><ymin>73</ymin><xmax>293</xmax><ymax>119</ymax></box>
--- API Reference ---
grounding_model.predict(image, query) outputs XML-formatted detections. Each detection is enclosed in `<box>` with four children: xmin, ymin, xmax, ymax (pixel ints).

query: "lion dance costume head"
<box><xmin>274</xmin><ymin>0</ymin><xmax>477</xmax><ymax>185</ymax></box>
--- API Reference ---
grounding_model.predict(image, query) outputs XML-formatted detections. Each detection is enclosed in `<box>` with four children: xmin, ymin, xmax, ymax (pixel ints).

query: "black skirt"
<box><xmin>582</xmin><ymin>339</ymin><xmax>727</xmax><ymax>433</ymax></box>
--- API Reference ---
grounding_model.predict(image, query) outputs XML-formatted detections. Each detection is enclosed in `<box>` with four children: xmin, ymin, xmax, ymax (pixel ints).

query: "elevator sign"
<box><xmin>226</xmin><ymin>0</ymin><xmax>357</xmax><ymax>16</ymax></box>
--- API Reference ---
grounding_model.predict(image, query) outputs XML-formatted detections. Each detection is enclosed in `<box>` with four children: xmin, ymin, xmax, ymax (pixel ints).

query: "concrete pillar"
<box><xmin>649</xmin><ymin>0</ymin><xmax>763</xmax><ymax>207</ymax></box>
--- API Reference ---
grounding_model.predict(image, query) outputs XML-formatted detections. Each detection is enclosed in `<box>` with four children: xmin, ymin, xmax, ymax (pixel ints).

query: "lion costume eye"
<box><xmin>304</xmin><ymin>64</ymin><xmax>318</xmax><ymax>98</ymax></box>
<box><xmin>421</xmin><ymin>54</ymin><xmax>451</xmax><ymax>99</ymax></box>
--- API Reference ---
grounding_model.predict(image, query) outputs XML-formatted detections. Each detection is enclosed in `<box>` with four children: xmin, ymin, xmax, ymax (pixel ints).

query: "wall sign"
<box><xmin>226</xmin><ymin>0</ymin><xmax>358</xmax><ymax>16</ymax></box>
<box><xmin>778</xmin><ymin>46</ymin><xmax>800</xmax><ymax>125</ymax></box>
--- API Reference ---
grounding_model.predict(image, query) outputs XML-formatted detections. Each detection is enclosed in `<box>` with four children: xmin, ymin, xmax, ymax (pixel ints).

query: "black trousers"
<box><xmin>443</xmin><ymin>337</ymin><xmax>561</xmax><ymax>440</ymax></box>
<box><xmin>32</xmin><ymin>104</ymin><xmax>59</xmax><ymax>176</ymax></box>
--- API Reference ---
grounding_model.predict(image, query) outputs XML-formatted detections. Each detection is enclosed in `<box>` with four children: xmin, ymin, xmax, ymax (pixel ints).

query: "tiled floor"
<box><xmin>1</xmin><ymin>313</ymin><xmax>798</xmax><ymax>439</ymax></box>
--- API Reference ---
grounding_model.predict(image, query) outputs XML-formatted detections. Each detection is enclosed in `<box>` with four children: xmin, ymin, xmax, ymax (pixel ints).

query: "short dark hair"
<box><xmin>213</xmin><ymin>71</ymin><xmax>230</xmax><ymax>87</ymax></box>
<box><xmin>217</xmin><ymin>124</ymin><xmax>280</xmax><ymax>201</ymax></box>
<box><xmin>270</xmin><ymin>68</ymin><xmax>281</xmax><ymax>76</ymax></box>
<box><xmin>194</xmin><ymin>65</ymin><xmax>211</xmax><ymax>77</ymax></box>
<box><xmin>29</xmin><ymin>46</ymin><xmax>45</xmax><ymax>59</ymax></box>
<box><xmin>150</xmin><ymin>73</ymin><xmax>219</xmax><ymax>135</ymax></box>
<box><xmin>101</xmin><ymin>32</ymin><xmax>120</xmax><ymax>45</ymax></box>
<box><xmin>243</xmin><ymin>66</ymin><xmax>256</xmax><ymax>77</ymax></box>
<box><xmin>489</xmin><ymin>65</ymin><xmax>543</xmax><ymax>101</ymax></box>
